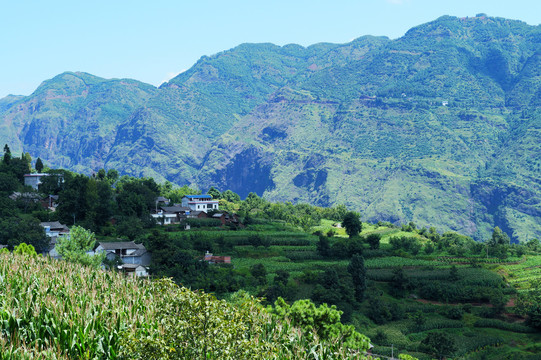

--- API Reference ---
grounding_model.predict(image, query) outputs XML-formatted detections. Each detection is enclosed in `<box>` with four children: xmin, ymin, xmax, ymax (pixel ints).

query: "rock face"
<box><xmin>1</xmin><ymin>15</ymin><xmax>540</xmax><ymax>241</ymax></box>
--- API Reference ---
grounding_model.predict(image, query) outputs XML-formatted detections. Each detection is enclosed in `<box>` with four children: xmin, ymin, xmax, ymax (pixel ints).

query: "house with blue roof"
<box><xmin>181</xmin><ymin>194</ymin><xmax>219</xmax><ymax>213</ymax></box>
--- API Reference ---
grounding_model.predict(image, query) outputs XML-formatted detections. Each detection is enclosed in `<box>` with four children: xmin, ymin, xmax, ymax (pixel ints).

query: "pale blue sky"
<box><xmin>1</xmin><ymin>0</ymin><xmax>539</xmax><ymax>98</ymax></box>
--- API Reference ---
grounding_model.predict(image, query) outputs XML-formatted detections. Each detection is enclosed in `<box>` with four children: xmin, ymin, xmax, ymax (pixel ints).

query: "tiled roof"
<box><xmin>98</xmin><ymin>241</ymin><xmax>145</xmax><ymax>251</ymax></box>
<box><xmin>40</xmin><ymin>221</ymin><xmax>69</xmax><ymax>232</ymax></box>
<box><xmin>160</xmin><ymin>206</ymin><xmax>190</xmax><ymax>213</ymax></box>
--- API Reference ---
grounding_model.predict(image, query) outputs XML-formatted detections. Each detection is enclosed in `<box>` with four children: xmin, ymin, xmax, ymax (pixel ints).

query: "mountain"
<box><xmin>1</xmin><ymin>15</ymin><xmax>540</xmax><ymax>241</ymax></box>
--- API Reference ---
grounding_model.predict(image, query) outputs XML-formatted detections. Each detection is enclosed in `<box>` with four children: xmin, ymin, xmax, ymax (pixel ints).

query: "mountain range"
<box><xmin>1</xmin><ymin>15</ymin><xmax>540</xmax><ymax>241</ymax></box>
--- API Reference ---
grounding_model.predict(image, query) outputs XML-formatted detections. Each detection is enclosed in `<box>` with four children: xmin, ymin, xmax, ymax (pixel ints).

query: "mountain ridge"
<box><xmin>1</xmin><ymin>14</ymin><xmax>540</xmax><ymax>241</ymax></box>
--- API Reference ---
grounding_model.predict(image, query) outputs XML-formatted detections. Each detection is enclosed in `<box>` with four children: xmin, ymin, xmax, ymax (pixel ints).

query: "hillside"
<box><xmin>0</xmin><ymin>15</ymin><xmax>540</xmax><ymax>241</ymax></box>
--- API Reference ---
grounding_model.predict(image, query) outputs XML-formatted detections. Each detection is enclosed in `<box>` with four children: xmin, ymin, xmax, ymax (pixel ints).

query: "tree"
<box><xmin>250</xmin><ymin>263</ymin><xmax>267</xmax><ymax>286</ymax></box>
<box><xmin>57</xmin><ymin>173</ymin><xmax>89</xmax><ymax>224</ymax></box>
<box><xmin>348</xmin><ymin>254</ymin><xmax>366</xmax><ymax>301</ymax></box>
<box><xmin>207</xmin><ymin>186</ymin><xmax>221</xmax><ymax>199</ymax></box>
<box><xmin>0</xmin><ymin>215</ymin><xmax>48</xmax><ymax>253</ymax></box>
<box><xmin>411</xmin><ymin>310</ymin><xmax>426</xmax><ymax>330</ymax></box>
<box><xmin>106</xmin><ymin>169</ymin><xmax>119</xmax><ymax>183</ymax></box>
<box><xmin>56</xmin><ymin>225</ymin><xmax>105</xmax><ymax>268</ymax></box>
<box><xmin>421</xmin><ymin>332</ymin><xmax>457</xmax><ymax>359</ymax></box>
<box><xmin>516</xmin><ymin>279</ymin><xmax>541</xmax><ymax>328</ymax></box>
<box><xmin>366</xmin><ymin>233</ymin><xmax>381</xmax><ymax>250</ymax></box>
<box><xmin>490</xmin><ymin>226</ymin><xmax>510</xmax><ymax>246</ymax></box>
<box><xmin>13</xmin><ymin>242</ymin><xmax>37</xmax><ymax>257</ymax></box>
<box><xmin>449</xmin><ymin>265</ymin><xmax>460</xmax><ymax>281</ymax></box>
<box><xmin>35</xmin><ymin>157</ymin><xmax>44</xmax><ymax>173</ymax></box>
<box><xmin>390</xmin><ymin>267</ymin><xmax>409</xmax><ymax>298</ymax></box>
<box><xmin>271</xmin><ymin>297</ymin><xmax>371</xmax><ymax>351</ymax></box>
<box><xmin>0</xmin><ymin>172</ymin><xmax>19</xmax><ymax>194</ymax></box>
<box><xmin>342</xmin><ymin>212</ymin><xmax>362</xmax><ymax>238</ymax></box>
<box><xmin>317</xmin><ymin>235</ymin><xmax>331</xmax><ymax>257</ymax></box>
<box><xmin>222</xmin><ymin>189</ymin><xmax>241</xmax><ymax>203</ymax></box>
<box><xmin>3</xmin><ymin>144</ymin><xmax>11</xmax><ymax>165</ymax></box>
<box><xmin>116</xmin><ymin>216</ymin><xmax>144</xmax><ymax>240</ymax></box>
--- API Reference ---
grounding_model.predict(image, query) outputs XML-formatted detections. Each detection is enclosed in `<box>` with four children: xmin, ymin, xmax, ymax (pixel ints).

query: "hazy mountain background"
<box><xmin>1</xmin><ymin>15</ymin><xmax>540</xmax><ymax>242</ymax></box>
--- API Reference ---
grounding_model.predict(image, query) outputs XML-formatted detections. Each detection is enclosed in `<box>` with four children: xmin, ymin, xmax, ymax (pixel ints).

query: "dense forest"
<box><xmin>1</xmin><ymin>147</ymin><xmax>540</xmax><ymax>359</ymax></box>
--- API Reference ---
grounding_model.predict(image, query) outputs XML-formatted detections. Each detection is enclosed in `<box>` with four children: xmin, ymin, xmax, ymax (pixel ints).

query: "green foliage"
<box><xmin>490</xmin><ymin>226</ymin><xmax>511</xmax><ymax>246</ymax></box>
<box><xmin>317</xmin><ymin>235</ymin><xmax>331</xmax><ymax>257</ymax></box>
<box><xmin>162</xmin><ymin>184</ymin><xmax>201</xmax><ymax>203</ymax></box>
<box><xmin>55</xmin><ymin>225</ymin><xmax>105</xmax><ymax>268</ymax></box>
<box><xmin>13</xmin><ymin>243</ymin><xmax>37</xmax><ymax>257</ymax></box>
<box><xmin>348</xmin><ymin>254</ymin><xmax>366</xmax><ymax>301</ymax></box>
<box><xmin>390</xmin><ymin>267</ymin><xmax>409</xmax><ymax>298</ymax></box>
<box><xmin>250</xmin><ymin>263</ymin><xmax>267</xmax><ymax>286</ymax></box>
<box><xmin>398</xmin><ymin>354</ymin><xmax>419</xmax><ymax>360</ymax></box>
<box><xmin>270</xmin><ymin>297</ymin><xmax>371</xmax><ymax>351</ymax></box>
<box><xmin>0</xmin><ymin>215</ymin><xmax>48</xmax><ymax>253</ymax></box>
<box><xmin>35</xmin><ymin>157</ymin><xmax>44</xmax><ymax>173</ymax></box>
<box><xmin>342</xmin><ymin>212</ymin><xmax>362</xmax><ymax>238</ymax></box>
<box><xmin>420</xmin><ymin>331</ymin><xmax>457</xmax><ymax>359</ymax></box>
<box><xmin>0</xmin><ymin>254</ymin><xmax>374</xmax><ymax>360</ymax></box>
<box><xmin>515</xmin><ymin>279</ymin><xmax>541</xmax><ymax>328</ymax></box>
<box><xmin>366</xmin><ymin>233</ymin><xmax>381</xmax><ymax>250</ymax></box>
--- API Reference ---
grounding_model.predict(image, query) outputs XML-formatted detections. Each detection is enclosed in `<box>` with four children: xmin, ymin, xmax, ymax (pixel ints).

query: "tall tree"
<box><xmin>3</xmin><ymin>144</ymin><xmax>11</xmax><ymax>165</ymax></box>
<box><xmin>348</xmin><ymin>254</ymin><xmax>366</xmax><ymax>302</ymax></box>
<box><xmin>342</xmin><ymin>212</ymin><xmax>362</xmax><ymax>238</ymax></box>
<box><xmin>35</xmin><ymin>157</ymin><xmax>44</xmax><ymax>173</ymax></box>
<box><xmin>317</xmin><ymin>235</ymin><xmax>331</xmax><ymax>257</ymax></box>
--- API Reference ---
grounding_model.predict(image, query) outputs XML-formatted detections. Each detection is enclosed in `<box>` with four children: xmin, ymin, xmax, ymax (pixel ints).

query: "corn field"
<box><xmin>0</xmin><ymin>253</ymin><xmax>375</xmax><ymax>360</ymax></box>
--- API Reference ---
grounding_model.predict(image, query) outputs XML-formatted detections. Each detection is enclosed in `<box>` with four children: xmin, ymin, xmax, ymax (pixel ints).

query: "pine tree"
<box><xmin>35</xmin><ymin>157</ymin><xmax>44</xmax><ymax>173</ymax></box>
<box><xmin>3</xmin><ymin>144</ymin><xmax>11</xmax><ymax>165</ymax></box>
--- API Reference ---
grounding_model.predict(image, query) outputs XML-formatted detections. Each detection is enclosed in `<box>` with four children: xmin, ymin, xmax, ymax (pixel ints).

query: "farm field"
<box><xmin>152</xmin><ymin>220</ymin><xmax>541</xmax><ymax>360</ymax></box>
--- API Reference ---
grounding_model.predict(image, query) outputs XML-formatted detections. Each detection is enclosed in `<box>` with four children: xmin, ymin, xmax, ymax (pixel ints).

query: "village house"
<box><xmin>94</xmin><ymin>241</ymin><xmax>151</xmax><ymax>277</ymax></box>
<box><xmin>40</xmin><ymin>195</ymin><xmax>59</xmax><ymax>211</ymax></box>
<box><xmin>181</xmin><ymin>194</ymin><xmax>219</xmax><ymax>213</ymax></box>
<box><xmin>151</xmin><ymin>205</ymin><xmax>209</xmax><ymax>225</ymax></box>
<box><xmin>211</xmin><ymin>212</ymin><xmax>242</xmax><ymax>226</ymax></box>
<box><xmin>24</xmin><ymin>173</ymin><xmax>50</xmax><ymax>190</ymax></box>
<box><xmin>203</xmin><ymin>251</ymin><xmax>231</xmax><ymax>264</ymax></box>
<box><xmin>40</xmin><ymin>221</ymin><xmax>70</xmax><ymax>258</ymax></box>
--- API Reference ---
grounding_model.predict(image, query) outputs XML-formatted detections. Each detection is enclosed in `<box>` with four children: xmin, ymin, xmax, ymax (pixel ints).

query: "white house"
<box><xmin>181</xmin><ymin>195</ymin><xmax>219</xmax><ymax>213</ymax></box>
<box><xmin>151</xmin><ymin>205</ymin><xmax>191</xmax><ymax>225</ymax></box>
<box><xmin>24</xmin><ymin>173</ymin><xmax>49</xmax><ymax>190</ymax></box>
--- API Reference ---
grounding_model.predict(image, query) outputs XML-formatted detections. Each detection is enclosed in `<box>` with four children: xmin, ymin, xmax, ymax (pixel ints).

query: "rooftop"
<box><xmin>184</xmin><ymin>194</ymin><xmax>212</xmax><ymax>199</ymax></box>
<box><xmin>98</xmin><ymin>242</ymin><xmax>146</xmax><ymax>251</ymax></box>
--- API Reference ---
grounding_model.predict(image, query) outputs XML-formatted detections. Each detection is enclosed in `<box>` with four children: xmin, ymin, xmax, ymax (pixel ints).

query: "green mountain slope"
<box><xmin>0</xmin><ymin>15</ymin><xmax>539</xmax><ymax>241</ymax></box>
<box><xmin>196</xmin><ymin>16</ymin><xmax>541</xmax><ymax>241</ymax></box>
<box><xmin>0</xmin><ymin>72</ymin><xmax>157</xmax><ymax>173</ymax></box>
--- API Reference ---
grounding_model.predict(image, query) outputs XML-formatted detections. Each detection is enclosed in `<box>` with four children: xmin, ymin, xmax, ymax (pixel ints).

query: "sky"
<box><xmin>1</xmin><ymin>0</ymin><xmax>539</xmax><ymax>99</ymax></box>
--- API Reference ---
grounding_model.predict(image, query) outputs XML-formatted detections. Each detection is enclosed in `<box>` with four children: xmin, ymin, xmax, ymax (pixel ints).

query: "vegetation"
<box><xmin>0</xmin><ymin>253</ymin><xmax>375</xmax><ymax>359</ymax></box>
<box><xmin>1</xmin><ymin>151</ymin><xmax>541</xmax><ymax>358</ymax></box>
